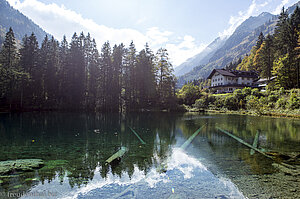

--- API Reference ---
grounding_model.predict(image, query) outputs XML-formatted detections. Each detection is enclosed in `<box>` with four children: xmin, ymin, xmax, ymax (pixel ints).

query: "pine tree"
<box><xmin>87</xmin><ymin>38</ymin><xmax>100</xmax><ymax>111</ymax></box>
<box><xmin>19</xmin><ymin>33</ymin><xmax>39</xmax><ymax>107</ymax></box>
<box><xmin>42</xmin><ymin>36</ymin><xmax>60</xmax><ymax>108</ymax></box>
<box><xmin>0</xmin><ymin>27</ymin><xmax>17</xmax><ymax>68</ymax></box>
<box><xmin>123</xmin><ymin>41</ymin><xmax>137</xmax><ymax>111</ymax></box>
<box><xmin>256</xmin><ymin>32</ymin><xmax>265</xmax><ymax>49</ymax></box>
<box><xmin>67</xmin><ymin>33</ymin><xmax>85</xmax><ymax>109</ymax></box>
<box><xmin>0</xmin><ymin>28</ymin><xmax>29</xmax><ymax>110</ymax></box>
<box><xmin>111</xmin><ymin>44</ymin><xmax>125</xmax><ymax>111</ymax></box>
<box><xmin>58</xmin><ymin>35</ymin><xmax>69</xmax><ymax>108</ymax></box>
<box><xmin>254</xmin><ymin>35</ymin><xmax>274</xmax><ymax>79</ymax></box>
<box><xmin>155</xmin><ymin>48</ymin><xmax>176</xmax><ymax>108</ymax></box>
<box><xmin>99</xmin><ymin>42</ymin><xmax>112</xmax><ymax>111</ymax></box>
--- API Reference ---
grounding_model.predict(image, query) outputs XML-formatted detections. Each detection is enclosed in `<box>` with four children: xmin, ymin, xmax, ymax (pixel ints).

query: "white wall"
<box><xmin>211</xmin><ymin>73</ymin><xmax>255</xmax><ymax>87</ymax></box>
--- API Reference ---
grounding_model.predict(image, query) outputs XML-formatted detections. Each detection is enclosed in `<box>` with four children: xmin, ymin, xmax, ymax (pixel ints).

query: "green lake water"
<box><xmin>0</xmin><ymin>112</ymin><xmax>299</xmax><ymax>199</ymax></box>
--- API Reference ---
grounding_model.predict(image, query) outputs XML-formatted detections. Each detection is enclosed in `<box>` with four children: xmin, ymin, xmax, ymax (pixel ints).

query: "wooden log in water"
<box><xmin>250</xmin><ymin>131</ymin><xmax>260</xmax><ymax>155</ymax></box>
<box><xmin>105</xmin><ymin>147</ymin><xmax>128</xmax><ymax>164</ymax></box>
<box><xmin>180</xmin><ymin>124</ymin><xmax>206</xmax><ymax>150</ymax></box>
<box><xmin>216</xmin><ymin>127</ymin><xmax>273</xmax><ymax>159</ymax></box>
<box><xmin>129</xmin><ymin>127</ymin><xmax>146</xmax><ymax>145</ymax></box>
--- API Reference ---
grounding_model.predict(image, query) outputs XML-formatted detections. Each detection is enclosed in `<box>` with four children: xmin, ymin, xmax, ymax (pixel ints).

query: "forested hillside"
<box><xmin>237</xmin><ymin>6</ymin><xmax>300</xmax><ymax>89</ymax></box>
<box><xmin>178</xmin><ymin>1</ymin><xmax>300</xmax><ymax>85</ymax></box>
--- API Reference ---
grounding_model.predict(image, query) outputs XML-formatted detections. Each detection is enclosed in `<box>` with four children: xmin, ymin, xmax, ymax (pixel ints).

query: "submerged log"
<box><xmin>105</xmin><ymin>147</ymin><xmax>128</xmax><ymax>165</ymax></box>
<box><xmin>216</xmin><ymin>127</ymin><xmax>300</xmax><ymax>175</ymax></box>
<box><xmin>129</xmin><ymin>127</ymin><xmax>146</xmax><ymax>145</ymax></box>
<box><xmin>216</xmin><ymin>127</ymin><xmax>273</xmax><ymax>159</ymax></box>
<box><xmin>250</xmin><ymin>131</ymin><xmax>260</xmax><ymax>155</ymax></box>
<box><xmin>180</xmin><ymin>124</ymin><xmax>206</xmax><ymax>150</ymax></box>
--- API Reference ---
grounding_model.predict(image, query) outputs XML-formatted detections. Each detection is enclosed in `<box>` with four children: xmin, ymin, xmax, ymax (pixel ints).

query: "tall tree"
<box><xmin>111</xmin><ymin>44</ymin><xmax>125</xmax><ymax>111</ymax></box>
<box><xmin>67</xmin><ymin>33</ymin><xmax>85</xmax><ymax>109</ymax></box>
<box><xmin>254</xmin><ymin>35</ymin><xmax>274</xmax><ymax>79</ymax></box>
<box><xmin>99</xmin><ymin>42</ymin><xmax>112</xmax><ymax>111</ymax></box>
<box><xmin>155</xmin><ymin>48</ymin><xmax>176</xmax><ymax>108</ymax></box>
<box><xmin>0</xmin><ymin>28</ymin><xmax>28</xmax><ymax>110</ymax></box>
<box><xmin>58</xmin><ymin>35</ymin><xmax>69</xmax><ymax>108</ymax></box>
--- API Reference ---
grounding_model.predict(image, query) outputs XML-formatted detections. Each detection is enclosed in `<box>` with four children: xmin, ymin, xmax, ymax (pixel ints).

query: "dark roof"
<box><xmin>207</xmin><ymin>69</ymin><xmax>258</xmax><ymax>79</ymax></box>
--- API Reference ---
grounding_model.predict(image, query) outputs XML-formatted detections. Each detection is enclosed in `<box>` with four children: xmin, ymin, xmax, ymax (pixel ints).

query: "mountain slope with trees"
<box><xmin>0</xmin><ymin>0</ymin><xmax>50</xmax><ymax>46</ymax></box>
<box><xmin>174</xmin><ymin>36</ymin><xmax>227</xmax><ymax>76</ymax></box>
<box><xmin>178</xmin><ymin>1</ymin><xmax>300</xmax><ymax>85</ymax></box>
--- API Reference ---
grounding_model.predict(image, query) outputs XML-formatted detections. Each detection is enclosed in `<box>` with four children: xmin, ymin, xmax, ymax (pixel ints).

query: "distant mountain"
<box><xmin>177</xmin><ymin>12</ymin><xmax>276</xmax><ymax>85</ymax></box>
<box><xmin>178</xmin><ymin>1</ymin><xmax>300</xmax><ymax>86</ymax></box>
<box><xmin>174</xmin><ymin>36</ymin><xmax>227</xmax><ymax>76</ymax></box>
<box><xmin>0</xmin><ymin>0</ymin><xmax>51</xmax><ymax>46</ymax></box>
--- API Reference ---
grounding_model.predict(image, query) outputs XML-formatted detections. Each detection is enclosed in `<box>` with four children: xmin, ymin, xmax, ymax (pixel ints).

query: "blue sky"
<box><xmin>6</xmin><ymin>0</ymin><xmax>300</xmax><ymax>66</ymax></box>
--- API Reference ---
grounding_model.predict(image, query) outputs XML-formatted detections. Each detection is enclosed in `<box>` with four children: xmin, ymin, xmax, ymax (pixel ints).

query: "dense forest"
<box><xmin>0</xmin><ymin>29</ymin><xmax>176</xmax><ymax>112</ymax></box>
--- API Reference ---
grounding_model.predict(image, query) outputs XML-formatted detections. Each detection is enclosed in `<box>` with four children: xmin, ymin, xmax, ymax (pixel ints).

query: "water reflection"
<box><xmin>0</xmin><ymin>112</ymin><xmax>299</xmax><ymax>198</ymax></box>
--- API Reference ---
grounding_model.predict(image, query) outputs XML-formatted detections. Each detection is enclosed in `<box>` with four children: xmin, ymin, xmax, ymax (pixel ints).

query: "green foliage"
<box><xmin>192</xmin><ymin>87</ymin><xmax>300</xmax><ymax>114</ymax></box>
<box><xmin>224</xmin><ymin>95</ymin><xmax>238</xmax><ymax>110</ymax></box>
<box><xmin>251</xmin><ymin>88</ymin><xmax>261</xmax><ymax>97</ymax></box>
<box><xmin>246</xmin><ymin>96</ymin><xmax>263</xmax><ymax>113</ymax></box>
<box><xmin>276</xmin><ymin>97</ymin><xmax>287</xmax><ymax>108</ymax></box>
<box><xmin>267</xmin><ymin>91</ymin><xmax>279</xmax><ymax>103</ymax></box>
<box><xmin>177</xmin><ymin>83</ymin><xmax>201</xmax><ymax>105</ymax></box>
<box><xmin>287</xmin><ymin>93</ymin><xmax>300</xmax><ymax>109</ymax></box>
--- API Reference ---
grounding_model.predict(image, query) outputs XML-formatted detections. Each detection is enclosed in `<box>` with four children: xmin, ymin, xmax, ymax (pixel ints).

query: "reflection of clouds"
<box><xmin>25</xmin><ymin>148</ymin><xmax>244</xmax><ymax>199</ymax></box>
<box><xmin>167</xmin><ymin>148</ymin><xmax>207</xmax><ymax>179</ymax></box>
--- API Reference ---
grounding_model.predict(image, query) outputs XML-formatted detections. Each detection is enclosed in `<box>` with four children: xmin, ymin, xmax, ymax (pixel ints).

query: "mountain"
<box><xmin>0</xmin><ymin>0</ymin><xmax>51</xmax><ymax>46</ymax></box>
<box><xmin>174</xmin><ymin>36</ymin><xmax>227</xmax><ymax>76</ymax></box>
<box><xmin>177</xmin><ymin>12</ymin><xmax>276</xmax><ymax>85</ymax></box>
<box><xmin>178</xmin><ymin>1</ymin><xmax>300</xmax><ymax>86</ymax></box>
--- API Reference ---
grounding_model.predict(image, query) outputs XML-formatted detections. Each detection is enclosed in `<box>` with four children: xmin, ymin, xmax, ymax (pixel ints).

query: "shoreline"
<box><xmin>185</xmin><ymin>107</ymin><xmax>300</xmax><ymax>119</ymax></box>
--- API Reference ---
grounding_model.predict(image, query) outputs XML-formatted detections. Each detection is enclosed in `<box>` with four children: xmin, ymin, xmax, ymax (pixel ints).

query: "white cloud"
<box><xmin>6</xmin><ymin>0</ymin><xmax>204</xmax><ymax>67</ymax></box>
<box><xmin>273</xmin><ymin>0</ymin><xmax>290</xmax><ymax>14</ymax></box>
<box><xmin>219</xmin><ymin>0</ymin><xmax>270</xmax><ymax>38</ymax></box>
<box><xmin>166</xmin><ymin>35</ymin><xmax>207</xmax><ymax>67</ymax></box>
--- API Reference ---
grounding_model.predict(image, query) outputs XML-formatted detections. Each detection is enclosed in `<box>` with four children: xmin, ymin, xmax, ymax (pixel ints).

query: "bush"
<box><xmin>279</xmin><ymin>87</ymin><xmax>285</xmax><ymax>95</ymax></box>
<box><xmin>224</xmin><ymin>95</ymin><xmax>238</xmax><ymax>110</ymax></box>
<box><xmin>267</xmin><ymin>91</ymin><xmax>279</xmax><ymax>103</ymax></box>
<box><xmin>194</xmin><ymin>98</ymin><xmax>208</xmax><ymax>109</ymax></box>
<box><xmin>233</xmin><ymin>89</ymin><xmax>244</xmax><ymax>101</ymax></box>
<box><xmin>242</xmin><ymin>87</ymin><xmax>252</xmax><ymax>96</ymax></box>
<box><xmin>276</xmin><ymin>97</ymin><xmax>287</xmax><ymax>108</ymax></box>
<box><xmin>251</xmin><ymin>88</ymin><xmax>261</xmax><ymax>97</ymax></box>
<box><xmin>176</xmin><ymin>83</ymin><xmax>201</xmax><ymax>105</ymax></box>
<box><xmin>287</xmin><ymin>93</ymin><xmax>300</xmax><ymax>109</ymax></box>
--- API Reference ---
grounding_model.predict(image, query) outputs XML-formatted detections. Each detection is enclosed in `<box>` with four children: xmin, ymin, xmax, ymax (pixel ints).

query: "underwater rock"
<box><xmin>0</xmin><ymin>159</ymin><xmax>44</xmax><ymax>175</ymax></box>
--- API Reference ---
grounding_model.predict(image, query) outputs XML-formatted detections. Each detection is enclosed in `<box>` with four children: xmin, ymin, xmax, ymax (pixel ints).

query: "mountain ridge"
<box><xmin>177</xmin><ymin>1</ymin><xmax>300</xmax><ymax>86</ymax></box>
<box><xmin>0</xmin><ymin>0</ymin><xmax>51</xmax><ymax>46</ymax></box>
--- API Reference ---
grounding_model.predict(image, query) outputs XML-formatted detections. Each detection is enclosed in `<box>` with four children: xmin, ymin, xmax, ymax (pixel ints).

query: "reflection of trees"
<box><xmin>0</xmin><ymin>112</ymin><xmax>179</xmax><ymax>191</ymax></box>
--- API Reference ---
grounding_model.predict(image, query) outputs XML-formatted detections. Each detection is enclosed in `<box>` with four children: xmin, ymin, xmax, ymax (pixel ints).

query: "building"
<box><xmin>207</xmin><ymin>69</ymin><xmax>258</xmax><ymax>93</ymax></box>
<box><xmin>254</xmin><ymin>76</ymin><xmax>277</xmax><ymax>91</ymax></box>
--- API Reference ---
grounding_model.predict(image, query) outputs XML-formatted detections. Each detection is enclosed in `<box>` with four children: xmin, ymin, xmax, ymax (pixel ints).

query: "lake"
<box><xmin>0</xmin><ymin>112</ymin><xmax>299</xmax><ymax>199</ymax></box>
